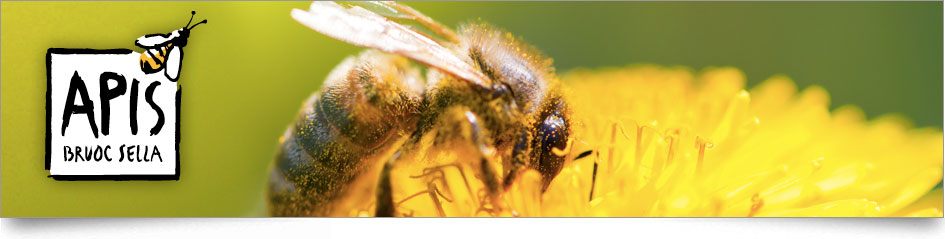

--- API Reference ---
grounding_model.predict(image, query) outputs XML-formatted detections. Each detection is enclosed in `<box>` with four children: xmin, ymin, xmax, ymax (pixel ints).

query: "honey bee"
<box><xmin>268</xmin><ymin>1</ymin><xmax>590</xmax><ymax>217</ymax></box>
<box><xmin>135</xmin><ymin>11</ymin><xmax>207</xmax><ymax>81</ymax></box>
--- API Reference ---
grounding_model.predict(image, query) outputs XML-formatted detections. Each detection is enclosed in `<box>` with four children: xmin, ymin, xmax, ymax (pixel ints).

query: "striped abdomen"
<box><xmin>140</xmin><ymin>42</ymin><xmax>173</xmax><ymax>74</ymax></box>
<box><xmin>268</xmin><ymin>51</ymin><xmax>423</xmax><ymax>216</ymax></box>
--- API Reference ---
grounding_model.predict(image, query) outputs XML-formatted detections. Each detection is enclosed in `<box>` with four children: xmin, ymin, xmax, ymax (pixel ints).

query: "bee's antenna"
<box><xmin>188</xmin><ymin>19</ymin><xmax>208</xmax><ymax>30</ymax></box>
<box><xmin>185</xmin><ymin>11</ymin><xmax>196</xmax><ymax>28</ymax></box>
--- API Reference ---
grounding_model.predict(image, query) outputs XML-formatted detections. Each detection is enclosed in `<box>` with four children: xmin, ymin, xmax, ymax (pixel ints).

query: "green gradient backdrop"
<box><xmin>1</xmin><ymin>1</ymin><xmax>941</xmax><ymax>216</ymax></box>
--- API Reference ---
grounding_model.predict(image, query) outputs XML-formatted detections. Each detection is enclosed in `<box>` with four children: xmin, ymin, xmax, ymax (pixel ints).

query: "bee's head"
<box><xmin>455</xmin><ymin>23</ymin><xmax>558</xmax><ymax>147</ymax></box>
<box><xmin>176</xmin><ymin>11</ymin><xmax>208</xmax><ymax>47</ymax></box>
<box><xmin>461</xmin><ymin>23</ymin><xmax>554</xmax><ymax>117</ymax></box>
<box><xmin>456</xmin><ymin>23</ymin><xmax>573</xmax><ymax>190</ymax></box>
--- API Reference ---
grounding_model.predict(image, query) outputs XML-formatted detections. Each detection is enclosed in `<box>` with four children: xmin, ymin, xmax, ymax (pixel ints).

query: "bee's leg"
<box><xmin>502</xmin><ymin>129</ymin><xmax>532</xmax><ymax>190</ymax></box>
<box><xmin>475</xmin><ymin>189</ymin><xmax>498</xmax><ymax>216</ymax></box>
<box><xmin>409</xmin><ymin>164</ymin><xmax>474</xmax><ymax>205</ymax></box>
<box><xmin>410</xmin><ymin>165</ymin><xmax>472</xmax><ymax>217</ymax></box>
<box><xmin>377</xmin><ymin>152</ymin><xmax>462</xmax><ymax>217</ymax></box>
<box><xmin>431</xmin><ymin>107</ymin><xmax>505</xmax><ymax>212</ymax></box>
<box><xmin>384</xmin><ymin>176</ymin><xmax>452</xmax><ymax>217</ymax></box>
<box><xmin>425</xmin><ymin>181</ymin><xmax>448</xmax><ymax>217</ymax></box>
<box><xmin>394</xmin><ymin>186</ymin><xmax>435</xmax><ymax>213</ymax></box>
<box><xmin>383</xmin><ymin>106</ymin><xmax>505</xmax><ymax>216</ymax></box>
<box><xmin>374</xmin><ymin>152</ymin><xmax>399</xmax><ymax>217</ymax></box>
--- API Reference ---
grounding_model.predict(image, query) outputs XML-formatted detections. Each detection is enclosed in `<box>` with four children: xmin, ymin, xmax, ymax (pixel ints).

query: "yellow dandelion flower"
<box><xmin>349</xmin><ymin>65</ymin><xmax>942</xmax><ymax>217</ymax></box>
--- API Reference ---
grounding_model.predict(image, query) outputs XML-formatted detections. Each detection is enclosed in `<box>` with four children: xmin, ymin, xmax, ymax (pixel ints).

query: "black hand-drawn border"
<box><xmin>45</xmin><ymin>48</ymin><xmax>181</xmax><ymax>181</ymax></box>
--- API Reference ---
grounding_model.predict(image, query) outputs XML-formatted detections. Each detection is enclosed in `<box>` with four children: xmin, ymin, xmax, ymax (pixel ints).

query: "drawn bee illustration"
<box><xmin>135</xmin><ymin>11</ymin><xmax>207</xmax><ymax>82</ymax></box>
<box><xmin>268</xmin><ymin>1</ymin><xmax>591</xmax><ymax>217</ymax></box>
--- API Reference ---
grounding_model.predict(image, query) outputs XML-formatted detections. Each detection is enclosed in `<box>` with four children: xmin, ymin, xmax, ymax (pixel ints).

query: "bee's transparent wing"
<box><xmin>340</xmin><ymin>1</ymin><xmax>460</xmax><ymax>44</ymax></box>
<box><xmin>164</xmin><ymin>46</ymin><xmax>182</xmax><ymax>82</ymax></box>
<box><xmin>291</xmin><ymin>1</ymin><xmax>489</xmax><ymax>88</ymax></box>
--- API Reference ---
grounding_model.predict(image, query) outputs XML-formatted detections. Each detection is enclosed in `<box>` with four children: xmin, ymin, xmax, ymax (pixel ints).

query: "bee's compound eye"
<box><xmin>539</xmin><ymin>113</ymin><xmax>567</xmax><ymax>157</ymax></box>
<box><xmin>536</xmin><ymin>112</ymin><xmax>568</xmax><ymax>190</ymax></box>
<box><xmin>491</xmin><ymin>83</ymin><xmax>513</xmax><ymax>100</ymax></box>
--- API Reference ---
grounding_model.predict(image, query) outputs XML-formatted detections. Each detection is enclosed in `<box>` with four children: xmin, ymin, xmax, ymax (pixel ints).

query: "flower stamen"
<box><xmin>695</xmin><ymin>137</ymin><xmax>713</xmax><ymax>174</ymax></box>
<box><xmin>609</xmin><ymin>122</ymin><xmax>618</xmax><ymax>172</ymax></box>
<box><xmin>589</xmin><ymin>157</ymin><xmax>599</xmax><ymax>202</ymax></box>
<box><xmin>748</xmin><ymin>193</ymin><xmax>765</xmax><ymax>217</ymax></box>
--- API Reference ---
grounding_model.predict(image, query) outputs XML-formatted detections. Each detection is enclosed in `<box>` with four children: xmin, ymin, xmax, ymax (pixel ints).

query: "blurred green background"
<box><xmin>1</xmin><ymin>1</ymin><xmax>941</xmax><ymax>217</ymax></box>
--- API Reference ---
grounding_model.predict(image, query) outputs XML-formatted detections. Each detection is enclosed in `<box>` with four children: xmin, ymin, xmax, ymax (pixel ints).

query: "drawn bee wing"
<box><xmin>135</xmin><ymin>31</ymin><xmax>179</xmax><ymax>48</ymax></box>
<box><xmin>291</xmin><ymin>1</ymin><xmax>490</xmax><ymax>88</ymax></box>
<box><xmin>164</xmin><ymin>46</ymin><xmax>182</xmax><ymax>82</ymax></box>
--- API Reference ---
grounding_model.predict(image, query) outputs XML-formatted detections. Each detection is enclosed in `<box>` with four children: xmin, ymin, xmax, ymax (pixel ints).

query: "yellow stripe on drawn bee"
<box><xmin>135</xmin><ymin>11</ymin><xmax>207</xmax><ymax>82</ymax></box>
